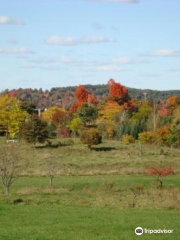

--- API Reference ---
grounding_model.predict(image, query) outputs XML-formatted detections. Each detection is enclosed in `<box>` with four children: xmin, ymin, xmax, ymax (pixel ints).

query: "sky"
<box><xmin>0</xmin><ymin>0</ymin><xmax>180</xmax><ymax>91</ymax></box>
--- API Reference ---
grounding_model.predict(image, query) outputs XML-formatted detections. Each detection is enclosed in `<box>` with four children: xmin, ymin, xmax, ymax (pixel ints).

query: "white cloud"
<box><xmin>150</xmin><ymin>49</ymin><xmax>180</xmax><ymax>57</ymax></box>
<box><xmin>111</xmin><ymin>57</ymin><xmax>149</xmax><ymax>64</ymax></box>
<box><xmin>29</xmin><ymin>58</ymin><xmax>58</xmax><ymax>64</ymax></box>
<box><xmin>46</xmin><ymin>35</ymin><xmax>116</xmax><ymax>46</ymax></box>
<box><xmin>0</xmin><ymin>47</ymin><xmax>34</xmax><ymax>54</ymax></box>
<box><xmin>86</xmin><ymin>65</ymin><xmax>124</xmax><ymax>71</ymax></box>
<box><xmin>96</xmin><ymin>65</ymin><xmax>124</xmax><ymax>71</ymax></box>
<box><xmin>0</xmin><ymin>15</ymin><xmax>24</xmax><ymax>25</ymax></box>
<box><xmin>112</xmin><ymin>57</ymin><xmax>131</xmax><ymax>64</ymax></box>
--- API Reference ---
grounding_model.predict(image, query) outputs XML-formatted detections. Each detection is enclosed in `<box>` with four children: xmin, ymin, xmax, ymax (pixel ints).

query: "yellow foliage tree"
<box><xmin>98</xmin><ymin>101</ymin><xmax>123</xmax><ymax>124</ymax></box>
<box><xmin>0</xmin><ymin>95</ymin><xmax>27</xmax><ymax>138</ymax></box>
<box><xmin>42</xmin><ymin>106</ymin><xmax>65</xmax><ymax>125</ymax></box>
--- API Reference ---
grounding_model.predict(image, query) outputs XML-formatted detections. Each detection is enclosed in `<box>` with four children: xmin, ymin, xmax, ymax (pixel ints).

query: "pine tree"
<box><xmin>22</xmin><ymin>115</ymin><xmax>48</xmax><ymax>145</ymax></box>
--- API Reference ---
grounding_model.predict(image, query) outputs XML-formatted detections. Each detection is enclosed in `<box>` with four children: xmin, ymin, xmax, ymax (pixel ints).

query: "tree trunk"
<box><xmin>5</xmin><ymin>186</ymin><xmax>9</xmax><ymax>195</ymax></box>
<box><xmin>139</xmin><ymin>143</ymin><xmax>143</xmax><ymax>156</ymax></box>
<box><xmin>50</xmin><ymin>176</ymin><xmax>53</xmax><ymax>186</ymax></box>
<box><xmin>157</xmin><ymin>177</ymin><xmax>163</xmax><ymax>188</ymax></box>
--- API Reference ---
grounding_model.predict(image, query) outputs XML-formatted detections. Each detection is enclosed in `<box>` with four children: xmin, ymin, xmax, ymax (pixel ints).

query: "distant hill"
<box><xmin>2</xmin><ymin>84</ymin><xmax>180</xmax><ymax>108</ymax></box>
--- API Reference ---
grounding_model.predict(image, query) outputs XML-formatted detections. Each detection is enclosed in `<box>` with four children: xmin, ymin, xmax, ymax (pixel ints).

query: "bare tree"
<box><xmin>45</xmin><ymin>153</ymin><xmax>60</xmax><ymax>187</ymax></box>
<box><xmin>0</xmin><ymin>143</ymin><xmax>23</xmax><ymax>195</ymax></box>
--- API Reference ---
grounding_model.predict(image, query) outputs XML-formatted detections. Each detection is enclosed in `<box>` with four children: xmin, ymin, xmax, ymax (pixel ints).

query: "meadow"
<box><xmin>0</xmin><ymin>138</ymin><xmax>180</xmax><ymax>239</ymax></box>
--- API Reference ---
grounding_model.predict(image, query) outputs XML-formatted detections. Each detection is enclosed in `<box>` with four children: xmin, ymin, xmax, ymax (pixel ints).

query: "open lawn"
<box><xmin>0</xmin><ymin>138</ymin><xmax>180</xmax><ymax>239</ymax></box>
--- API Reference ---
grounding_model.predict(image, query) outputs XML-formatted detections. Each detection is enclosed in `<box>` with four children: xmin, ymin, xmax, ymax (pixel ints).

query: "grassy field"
<box><xmin>0</xmin><ymin>138</ymin><xmax>180</xmax><ymax>239</ymax></box>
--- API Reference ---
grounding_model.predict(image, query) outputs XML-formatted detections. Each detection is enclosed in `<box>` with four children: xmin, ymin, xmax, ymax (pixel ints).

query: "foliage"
<box><xmin>2</xmin><ymin>85</ymin><xmax>180</xmax><ymax>109</ymax></box>
<box><xmin>20</xmin><ymin>101</ymin><xmax>36</xmax><ymax>115</ymax></box>
<box><xmin>121</xmin><ymin>134</ymin><xmax>135</xmax><ymax>144</ymax></box>
<box><xmin>22</xmin><ymin>115</ymin><xmax>49</xmax><ymax>145</ymax></box>
<box><xmin>108</xmin><ymin>79</ymin><xmax>129</xmax><ymax>105</ymax></box>
<box><xmin>80</xmin><ymin>128</ymin><xmax>102</xmax><ymax>149</ymax></box>
<box><xmin>0</xmin><ymin>94</ymin><xmax>27</xmax><ymax>138</ymax></box>
<box><xmin>59</xmin><ymin>127</ymin><xmax>71</xmax><ymax>138</ymax></box>
<box><xmin>138</xmin><ymin>131</ymin><xmax>157</xmax><ymax>144</ymax></box>
<box><xmin>42</xmin><ymin>107</ymin><xmax>65</xmax><ymax>125</ymax></box>
<box><xmin>68</xmin><ymin>117</ymin><xmax>82</xmax><ymax>136</ymax></box>
<box><xmin>156</xmin><ymin>125</ymin><xmax>170</xmax><ymax>145</ymax></box>
<box><xmin>72</xmin><ymin>85</ymin><xmax>98</xmax><ymax>110</ymax></box>
<box><xmin>98</xmin><ymin>101</ymin><xmax>123</xmax><ymax>124</ymax></box>
<box><xmin>78</xmin><ymin>104</ymin><xmax>98</xmax><ymax>126</ymax></box>
<box><xmin>147</xmin><ymin>165</ymin><xmax>174</xmax><ymax>188</ymax></box>
<box><xmin>166</xmin><ymin>95</ymin><xmax>180</xmax><ymax>112</ymax></box>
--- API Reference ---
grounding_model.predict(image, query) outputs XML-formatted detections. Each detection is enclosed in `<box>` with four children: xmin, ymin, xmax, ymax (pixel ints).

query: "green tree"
<box><xmin>78</xmin><ymin>104</ymin><xmax>98</xmax><ymax>126</ymax></box>
<box><xmin>20</xmin><ymin>101</ymin><xmax>36</xmax><ymax>115</ymax></box>
<box><xmin>22</xmin><ymin>115</ymin><xmax>48</xmax><ymax>145</ymax></box>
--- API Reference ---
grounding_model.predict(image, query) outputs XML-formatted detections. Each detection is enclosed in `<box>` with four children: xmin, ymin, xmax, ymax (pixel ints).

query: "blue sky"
<box><xmin>0</xmin><ymin>0</ymin><xmax>180</xmax><ymax>91</ymax></box>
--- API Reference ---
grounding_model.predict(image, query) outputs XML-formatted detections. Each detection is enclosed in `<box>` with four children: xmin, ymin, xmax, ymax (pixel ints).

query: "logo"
<box><xmin>135</xmin><ymin>227</ymin><xmax>143</xmax><ymax>235</ymax></box>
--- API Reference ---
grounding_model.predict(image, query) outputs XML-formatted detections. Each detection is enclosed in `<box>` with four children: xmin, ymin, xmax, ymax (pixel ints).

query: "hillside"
<box><xmin>2</xmin><ymin>84</ymin><xmax>180</xmax><ymax>108</ymax></box>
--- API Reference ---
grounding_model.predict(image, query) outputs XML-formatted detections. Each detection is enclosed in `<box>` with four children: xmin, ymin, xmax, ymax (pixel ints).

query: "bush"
<box><xmin>138</xmin><ymin>131</ymin><xmax>157</xmax><ymax>144</ymax></box>
<box><xmin>121</xmin><ymin>134</ymin><xmax>135</xmax><ymax>144</ymax></box>
<box><xmin>80</xmin><ymin>128</ymin><xmax>102</xmax><ymax>150</ymax></box>
<box><xmin>59</xmin><ymin>127</ymin><xmax>71</xmax><ymax>138</ymax></box>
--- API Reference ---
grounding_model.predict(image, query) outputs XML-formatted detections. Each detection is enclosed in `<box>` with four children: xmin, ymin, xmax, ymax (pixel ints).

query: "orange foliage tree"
<box><xmin>72</xmin><ymin>85</ymin><xmax>98</xmax><ymax>111</ymax></box>
<box><xmin>147</xmin><ymin>165</ymin><xmax>174</xmax><ymax>188</ymax></box>
<box><xmin>166</xmin><ymin>95</ymin><xmax>180</xmax><ymax>112</ymax></box>
<box><xmin>156</xmin><ymin>125</ymin><xmax>170</xmax><ymax>145</ymax></box>
<box><xmin>108</xmin><ymin>79</ymin><xmax>129</xmax><ymax>105</ymax></box>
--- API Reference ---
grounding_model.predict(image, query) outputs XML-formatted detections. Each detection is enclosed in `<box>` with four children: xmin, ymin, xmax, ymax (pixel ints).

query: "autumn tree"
<box><xmin>0</xmin><ymin>94</ymin><xmax>27</xmax><ymax>139</ymax></box>
<box><xmin>147</xmin><ymin>165</ymin><xmax>174</xmax><ymax>188</ymax></box>
<box><xmin>108</xmin><ymin>79</ymin><xmax>129</xmax><ymax>105</ymax></box>
<box><xmin>78</xmin><ymin>104</ymin><xmax>98</xmax><ymax>126</ymax></box>
<box><xmin>68</xmin><ymin>117</ymin><xmax>82</xmax><ymax>138</ymax></box>
<box><xmin>98</xmin><ymin>101</ymin><xmax>123</xmax><ymax>124</ymax></box>
<box><xmin>166</xmin><ymin>95</ymin><xmax>180</xmax><ymax>112</ymax></box>
<box><xmin>80</xmin><ymin>128</ymin><xmax>102</xmax><ymax>150</ymax></box>
<box><xmin>42</xmin><ymin>107</ymin><xmax>65</xmax><ymax>125</ymax></box>
<box><xmin>22</xmin><ymin>115</ymin><xmax>48</xmax><ymax>145</ymax></box>
<box><xmin>167</xmin><ymin>125</ymin><xmax>180</xmax><ymax>148</ymax></box>
<box><xmin>72</xmin><ymin>85</ymin><xmax>98</xmax><ymax>110</ymax></box>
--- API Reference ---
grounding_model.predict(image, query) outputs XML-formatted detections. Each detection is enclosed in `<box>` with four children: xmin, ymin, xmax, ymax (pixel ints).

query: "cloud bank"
<box><xmin>150</xmin><ymin>49</ymin><xmax>180</xmax><ymax>57</ymax></box>
<box><xmin>46</xmin><ymin>36</ymin><xmax>117</xmax><ymax>46</ymax></box>
<box><xmin>0</xmin><ymin>47</ymin><xmax>34</xmax><ymax>54</ymax></box>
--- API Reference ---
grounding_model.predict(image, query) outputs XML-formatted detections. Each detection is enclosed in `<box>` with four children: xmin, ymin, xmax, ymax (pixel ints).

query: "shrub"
<box><xmin>147</xmin><ymin>165</ymin><xmax>174</xmax><ymax>188</ymax></box>
<box><xmin>107</xmin><ymin>128</ymin><xmax>115</xmax><ymax>139</ymax></box>
<box><xmin>156</xmin><ymin>125</ymin><xmax>170</xmax><ymax>145</ymax></box>
<box><xmin>138</xmin><ymin>131</ymin><xmax>157</xmax><ymax>144</ymax></box>
<box><xmin>121</xmin><ymin>134</ymin><xmax>135</xmax><ymax>144</ymax></box>
<box><xmin>60</xmin><ymin>127</ymin><xmax>71</xmax><ymax>138</ymax></box>
<box><xmin>80</xmin><ymin>128</ymin><xmax>102</xmax><ymax>150</ymax></box>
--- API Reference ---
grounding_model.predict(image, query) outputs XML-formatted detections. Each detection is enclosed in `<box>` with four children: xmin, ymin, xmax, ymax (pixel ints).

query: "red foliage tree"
<box><xmin>159</xmin><ymin>105</ymin><xmax>169</xmax><ymax>117</ymax></box>
<box><xmin>59</xmin><ymin>127</ymin><xmax>71</xmax><ymax>138</ymax></box>
<box><xmin>147</xmin><ymin>165</ymin><xmax>174</xmax><ymax>188</ymax></box>
<box><xmin>9</xmin><ymin>90</ymin><xmax>17</xmax><ymax>98</ymax></box>
<box><xmin>52</xmin><ymin>110</ymin><xmax>69</xmax><ymax>128</ymax></box>
<box><xmin>72</xmin><ymin>85</ymin><xmax>98</xmax><ymax>111</ymax></box>
<box><xmin>108</xmin><ymin>79</ymin><xmax>129</xmax><ymax>105</ymax></box>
